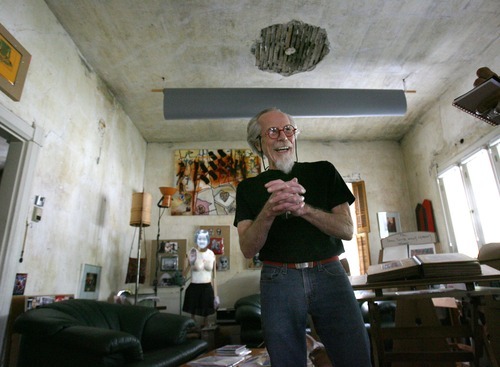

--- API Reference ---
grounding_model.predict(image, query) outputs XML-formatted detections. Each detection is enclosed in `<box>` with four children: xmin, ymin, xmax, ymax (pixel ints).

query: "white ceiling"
<box><xmin>43</xmin><ymin>0</ymin><xmax>499</xmax><ymax>143</ymax></box>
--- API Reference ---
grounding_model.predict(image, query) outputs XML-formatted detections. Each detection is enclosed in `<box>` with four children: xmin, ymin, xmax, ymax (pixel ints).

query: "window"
<box><xmin>438</xmin><ymin>137</ymin><xmax>500</xmax><ymax>257</ymax></box>
<box><xmin>342</xmin><ymin>181</ymin><xmax>370</xmax><ymax>276</ymax></box>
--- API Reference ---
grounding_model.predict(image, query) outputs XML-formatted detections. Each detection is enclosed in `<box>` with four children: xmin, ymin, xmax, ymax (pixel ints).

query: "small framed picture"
<box><xmin>78</xmin><ymin>264</ymin><xmax>101</xmax><ymax>299</ymax></box>
<box><xmin>0</xmin><ymin>23</ymin><xmax>31</xmax><ymax>101</ymax></box>
<box><xmin>160</xmin><ymin>240</ymin><xmax>179</xmax><ymax>253</ymax></box>
<box><xmin>209</xmin><ymin>237</ymin><xmax>224</xmax><ymax>255</ymax></box>
<box><xmin>217</xmin><ymin>255</ymin><xmax>230</xmax><ymax>271</ymax></box>
<box><xmin>13</xmin><ymin>273</ymin><xmax>27</xmax><ymax>295</ymax></box>
<box><xmin>160</xmin><ymin>255</ymin><xmax>178</xmax><ymax>271</ymax></box>
<box><xmin>377</xmin><ymin>212</ymin><xmax>401</xmax><ymax>239</ymax></box>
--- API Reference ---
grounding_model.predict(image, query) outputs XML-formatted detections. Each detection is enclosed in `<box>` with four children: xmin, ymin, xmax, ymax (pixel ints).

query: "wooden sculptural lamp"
<box><xmin>158</xmin><ymin>187</ymin><xmax>177</xmax><ymax>208</ymax></box>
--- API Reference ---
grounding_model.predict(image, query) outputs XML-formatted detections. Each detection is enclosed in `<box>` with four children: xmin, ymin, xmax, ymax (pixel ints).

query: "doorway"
<box><xmin>0</xmin><ymin>104</ymin><xmax>43</xmax><ymax>361</ymax></box>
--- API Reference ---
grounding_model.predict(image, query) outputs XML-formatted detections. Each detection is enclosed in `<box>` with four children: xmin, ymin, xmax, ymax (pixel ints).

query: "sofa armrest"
<box><xmin>14</xmin><ymin>308</ymin><xmax>79</xmax><ymax>335</ymax></box>
<box><xmin>49</xmin><ymin>325</ymin><xmax>144</xmax><ymax>361</ymax></box>
<box><xmin>141</xmin><ymin>312</ymin><xmax>195</xmax><ymax>350</ymax></box>
<box><xmin>235</xmin><ymin>305</ymin><xmax>261</xmax><ymax>323</ymax></box>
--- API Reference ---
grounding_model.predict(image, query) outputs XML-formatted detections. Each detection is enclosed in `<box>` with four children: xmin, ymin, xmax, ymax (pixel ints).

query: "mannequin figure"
<box><xmin>182</xmin><ymin>229</ymin><xmax>218</xmax><ymax>327</ymax></box>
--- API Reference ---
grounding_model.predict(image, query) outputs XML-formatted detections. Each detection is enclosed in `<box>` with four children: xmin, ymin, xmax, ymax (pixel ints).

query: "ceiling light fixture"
<box><xmin>251</xmin><ymin>19</ymin><xmax>330</xmax><ymax>76</ymax></box>
<box><xmin>161</xmin><ymin>88</ymin><xmax>407</xmax><ymax>120</ymax></box>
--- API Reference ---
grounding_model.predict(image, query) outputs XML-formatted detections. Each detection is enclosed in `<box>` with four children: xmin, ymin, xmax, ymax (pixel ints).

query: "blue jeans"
<box><xmin>260</xmin><ymin>261</ymin><xmax>372</xmax><ymax>367</ymax></box>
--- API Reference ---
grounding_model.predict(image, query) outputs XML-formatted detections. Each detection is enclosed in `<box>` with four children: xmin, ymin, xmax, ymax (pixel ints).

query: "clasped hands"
<box><xmin>264</xmin><ymin>178</ymin><xmax>306</xmax><ymax>218</ymax></box>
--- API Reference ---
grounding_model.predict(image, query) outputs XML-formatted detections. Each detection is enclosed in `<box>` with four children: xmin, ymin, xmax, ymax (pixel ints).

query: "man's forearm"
<box><xmin>238</xmin><ymin>211</ymin><xmax>275</xmax><ymax>258</ymax></box>
<box><xmin>300</xmin><ymin>203</ymin><xmax>354</xmax><ymax>241</ymax></box>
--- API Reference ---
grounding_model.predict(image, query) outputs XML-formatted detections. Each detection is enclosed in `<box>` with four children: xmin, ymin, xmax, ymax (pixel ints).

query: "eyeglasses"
<box><xmin>262</xmin><ymin>125</ymin><xmax>297</xmax><ymax>139</ymax></box>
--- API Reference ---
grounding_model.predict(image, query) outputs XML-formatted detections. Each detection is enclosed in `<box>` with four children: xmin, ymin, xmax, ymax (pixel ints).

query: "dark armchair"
<box><xmin>13</xmin><ymin>299</ymin><xmax>208</xmax><ymax>367</ymax></box>
<box><xmin>234</xmin><ymin>294</ymin><xmax>263</xmax><ymax>347</ymax></box>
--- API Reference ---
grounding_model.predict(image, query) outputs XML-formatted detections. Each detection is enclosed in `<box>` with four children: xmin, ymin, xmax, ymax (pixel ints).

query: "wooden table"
<box><xmin>350</xmin><ymin>265</ymin><xmax>500</xmax><ymax>367</ymax></box>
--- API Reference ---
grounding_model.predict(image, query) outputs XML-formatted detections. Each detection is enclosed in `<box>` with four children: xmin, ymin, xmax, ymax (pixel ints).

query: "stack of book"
<box><xmin>416</xmin><ymin>253</ymin><xmax>482</xmax><ymax>278</ymax></box>
<box><xmin>367</xmin><ymin>252</ymin><xmax>481</xmax><ymax>283</ymax></box>
<box><xmin>216</xmin><ymin>344</ymin><xmax>252</xmax><ymax>356</ymax></box>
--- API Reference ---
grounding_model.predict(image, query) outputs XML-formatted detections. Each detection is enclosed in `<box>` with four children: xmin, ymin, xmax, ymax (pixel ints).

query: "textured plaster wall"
<box><xmin>143</xmin><ymin>138</ymin><xmax>412</xmax><ymax>311</ymax></box>
<box><xmin>0</xmin><ymin>0</ymin><xmax>146</xmax><ymax>301</ymax></box>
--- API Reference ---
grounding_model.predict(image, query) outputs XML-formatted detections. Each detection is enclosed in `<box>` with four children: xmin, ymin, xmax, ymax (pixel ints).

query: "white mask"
<box><xmin>195</xmin><ymin>230</ymin><xmax>210</xmax><ymax>249</ymax></box>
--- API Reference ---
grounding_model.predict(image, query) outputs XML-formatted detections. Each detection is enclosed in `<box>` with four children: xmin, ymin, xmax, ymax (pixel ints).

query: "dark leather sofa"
<box><xmin>13</xmin><ymin>299</ymin><xmax>208</xmax><ymax>367</ymax></box>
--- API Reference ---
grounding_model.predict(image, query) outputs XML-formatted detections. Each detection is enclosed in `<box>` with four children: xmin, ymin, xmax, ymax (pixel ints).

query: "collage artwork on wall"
<box><xmin>171</xmin><ymin>149</ymin><xmax>261</xmax><ymax>216</ymax></box>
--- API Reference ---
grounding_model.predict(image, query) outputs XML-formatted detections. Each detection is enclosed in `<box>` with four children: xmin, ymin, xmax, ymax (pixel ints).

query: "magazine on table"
<box><xmin>215</xmin><ymin>344</ymin><xmax>250</xmax><ymax>356</ymax></box>
<box><xmin>188</xmin><ymin>355</ymin><xmax>246</xmax><ymax>367</ymax></box>
<box><xmin>238</xmin><ymin>351</ymin><xmax>271</xmax><ymax>367</ymax></box>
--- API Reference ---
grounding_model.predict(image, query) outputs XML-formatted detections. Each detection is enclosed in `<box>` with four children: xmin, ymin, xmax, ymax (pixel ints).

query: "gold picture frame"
<box><xmin>0</xmin><ymin>22</ymin><xmax>31</xmax><ymax>101</ymax></box>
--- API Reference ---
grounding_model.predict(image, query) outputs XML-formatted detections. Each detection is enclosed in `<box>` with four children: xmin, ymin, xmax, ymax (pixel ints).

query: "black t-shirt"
<box><xmin>233</xmin><ymin>161</ymin><xmax>355</xmax><ymax>263</ymax></box>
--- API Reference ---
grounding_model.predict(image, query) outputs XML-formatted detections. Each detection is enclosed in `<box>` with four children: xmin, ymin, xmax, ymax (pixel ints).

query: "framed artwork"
<box><xmin>217</xmin><ymin>255</ymin><xmax>230</xmax><ymax>271</ymax></box>
<box><xmin>209</xmin><ymin>237</ymin><xmax>224</xmax><ymax>255</ymax></box>
<box><xmin>13</xmin><ymin>273</ymin><xmax>27</xmax><ymax>295</ymax></box>
<box><xmin>171</xmin><ymin>149</ymin><xmax>261</xmax><ymax>215</ymax></box>
<box><xmin>0</xmin><ymin>23</ymin><xmax>31</xmax><ymax>101</ymax></box>
<box><xmin>160</xmin><ymin>255</ymin><xmax>178</xmax><ymax>271</ymax></box>
<box><xmin>377</xmin><ymin>212</ymin><xmax>401</xmax><ymax>239</ymax></box>
<box><xmin>78</xmin><ymin>264</ymin><xmax>101</xmax><ymax>299</ymax></box>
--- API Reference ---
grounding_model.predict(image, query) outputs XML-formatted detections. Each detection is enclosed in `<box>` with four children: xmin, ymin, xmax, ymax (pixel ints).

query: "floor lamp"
<box><xmin>154</xmin><ymin>187</ymin><xmax>177</xmax><ymax>300</ymax></box>
<box><xmin>129</xmin><ymin>192</ymin><xmax>152</xmax><ymax>305</ymax></box>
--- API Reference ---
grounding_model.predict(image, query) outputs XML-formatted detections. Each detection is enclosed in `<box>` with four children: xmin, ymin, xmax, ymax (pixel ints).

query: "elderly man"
<box><xmin>234</xmin><ymin>108</ymin><xmax>371</xmax><ymax>367</ymax></box>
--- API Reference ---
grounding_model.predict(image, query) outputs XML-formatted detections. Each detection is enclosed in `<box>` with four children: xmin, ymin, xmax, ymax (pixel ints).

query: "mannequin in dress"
<box><xmin>182</xmin><ymin>229</ymin><xmax>218</xmax><ymax>327</ymax></box>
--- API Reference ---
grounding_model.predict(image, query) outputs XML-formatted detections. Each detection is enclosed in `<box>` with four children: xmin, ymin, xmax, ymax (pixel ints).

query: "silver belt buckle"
<box><xmin>295</xmin><ymin>261</ymin><xmax>313</xmax><ymax>269</ymax></box>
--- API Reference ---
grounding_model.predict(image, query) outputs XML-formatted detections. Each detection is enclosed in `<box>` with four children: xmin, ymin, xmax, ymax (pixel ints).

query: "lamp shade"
<box><xmin>159</xmin><ymin>187</ymin><xmax>177</xmax><ymax>208</ymax></box>
<box><xmin>130</xmin><ymin>192</ymin><xmax>152</xmax><ymax>227</ymax></box>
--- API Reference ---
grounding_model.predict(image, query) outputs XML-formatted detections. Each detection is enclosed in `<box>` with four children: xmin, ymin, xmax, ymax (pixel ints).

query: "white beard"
<box><xmin>275</xmin><ymin>155</ymin><xmax>295</xmax><ymax>174</ymax></box>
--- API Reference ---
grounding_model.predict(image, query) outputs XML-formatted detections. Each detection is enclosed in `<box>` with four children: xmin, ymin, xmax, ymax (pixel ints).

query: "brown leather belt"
<box><xmin>263</xmin><ymin>256</ymin><xmax>339</xmax><ymax>269</ymax></box>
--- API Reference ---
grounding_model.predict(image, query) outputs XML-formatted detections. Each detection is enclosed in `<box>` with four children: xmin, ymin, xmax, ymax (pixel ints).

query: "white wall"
<box><xmin>0</xmin><ymin>0</ymin><xmax>147</xmax><ymax>309</ymax></box>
